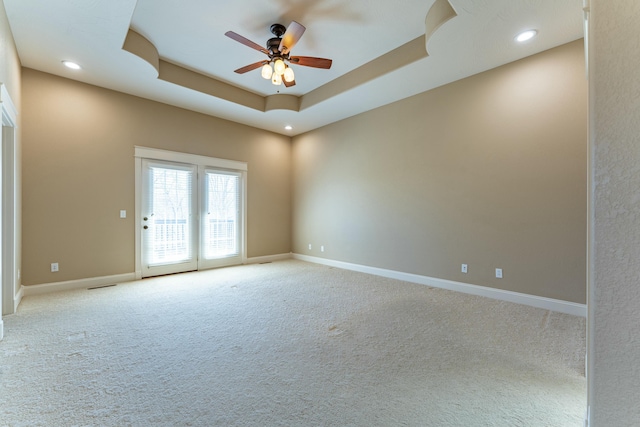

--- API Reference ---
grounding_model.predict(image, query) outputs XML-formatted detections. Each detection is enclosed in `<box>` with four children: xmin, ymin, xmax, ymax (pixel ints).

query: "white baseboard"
<box><xmin>292</xmin><ymin>254</ymin><xmax>586</xmax><ymax>317</ymax></box>
<box><xmin>22</xmin><ymin>273</ymin><xmax>137</xmax><ymax>296</ymax></box>
<box><xmin>246</xmin><ymin>253</ymin><xmax>292</xmax><ymax>264</ymax></box>
<box><xmin>19</xmin><ymin>254</ymin><xmax>586</xmax><ymax>317</ymax></box>
<box><xmin>20</xmin><ymin>255</ymin><xmax>293</xmax><ymax>297</ymax></box>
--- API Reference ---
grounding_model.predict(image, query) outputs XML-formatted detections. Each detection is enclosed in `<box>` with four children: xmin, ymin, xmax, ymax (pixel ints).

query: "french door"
<box><xmin>138</xmin><ymin>151</ymin><xmax>245</xmax><ymax>278</ymax></box>
<box><xmin>199</xmin><ymin>169</ymin><xmax>243</xmax><ymax>270</ymax></box>
<box><xmin>141</xmin><ymin>160</ymin><xmax>198</xmax><ymax>277</ymax></box>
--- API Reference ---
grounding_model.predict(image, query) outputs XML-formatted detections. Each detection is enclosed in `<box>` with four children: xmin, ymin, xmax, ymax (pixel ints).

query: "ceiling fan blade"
<box><xmin>225</xmin><ymin>31</ymin><xmax>269</xmax><ymax>55</ymax></box>
<box><xmin>279</xmin><ymin>21</ymin><xmax>306</xmax><ymax>55</ymax></box>
<box><xmin>283</xmin><ymin>78</ymin><xmax>296</xmax><ymax>88</ymax></box>
<box><xmin>289</xmin><ymin>56</ymin><xmax>333</xmax><ymax>69</ymax></box>
<box><xmin>234</xmin><ymin>61</ymin><xmax>268</xmax><ymax>74</ymax></box>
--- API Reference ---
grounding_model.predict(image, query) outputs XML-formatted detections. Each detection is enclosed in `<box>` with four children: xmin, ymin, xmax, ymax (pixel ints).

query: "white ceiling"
<box><xmin>4</xmin><ymin>0</ymin><xmax>584</xmax><ymax>136</ymax></box>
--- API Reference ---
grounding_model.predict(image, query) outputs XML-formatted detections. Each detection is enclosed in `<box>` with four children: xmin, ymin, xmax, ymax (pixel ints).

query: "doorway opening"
<box><xmin>1</xmin><ymin>84</ymin><xmax>19</xmax><ymax>327</ymax></box>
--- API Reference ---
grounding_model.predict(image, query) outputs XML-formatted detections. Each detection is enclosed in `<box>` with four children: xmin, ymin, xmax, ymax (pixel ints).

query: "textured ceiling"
<box><xmin>4</xmin><ymin>0</ymin><xmax>584</xmax><ymax>135</ymax></box>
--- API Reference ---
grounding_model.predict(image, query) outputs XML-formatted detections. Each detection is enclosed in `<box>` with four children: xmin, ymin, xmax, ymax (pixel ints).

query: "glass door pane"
<box><xmin>141</xmin><ymin>160</ymin><xmax>198</xmax><ymax>277</ymax></box>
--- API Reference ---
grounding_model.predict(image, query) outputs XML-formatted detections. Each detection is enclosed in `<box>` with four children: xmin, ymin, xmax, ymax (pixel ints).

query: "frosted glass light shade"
<box><xmin>272</xmin><ymin>72</ymin><xmax>282</xmax><ymax>85</ymax></box>
<box><xmin>283</xmin><ymin>67</ymin><xmax>295</xmax><ymax>83</ymax></box>
<box><xmin>261</xmin><ymin>64</ymin><xmax>273</xmax><ymax>79</ymax></box>
<box><xmin>274</xmin><ymin>59</ymin><xmax>286</xmax><ymax>75</ymax></box>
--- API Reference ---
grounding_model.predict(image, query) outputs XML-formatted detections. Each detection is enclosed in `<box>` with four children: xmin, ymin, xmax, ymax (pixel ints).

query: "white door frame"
<box><xmin>1</xmin><ymin>83</ymin><xmax>20</xmax><ymax>339</ymax></box>
<box><xmin>134</xmin><ymin>146</ymin><xmax>247</xmax><ymax>279</ymax></box>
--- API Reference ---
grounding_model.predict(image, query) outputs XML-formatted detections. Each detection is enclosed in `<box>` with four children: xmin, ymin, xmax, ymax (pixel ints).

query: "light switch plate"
<box><xmin>120</xmin><ymin>210</ymin><xmax>127</xmax><ymax>219</ymax></box>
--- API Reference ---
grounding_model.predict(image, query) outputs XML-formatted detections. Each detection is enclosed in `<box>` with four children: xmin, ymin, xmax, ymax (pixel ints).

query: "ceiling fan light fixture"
<box><xmin>226</xmin><ymin>22</ymin><xmax>332</xmax><ymax>89</ymax></box>
<box><xmin>261</xmin><ymin>63</ymin><xmax>273</xmax><ymax>79</ymax></box>
<box><xmin>274</xmin><ymin>59</ymin><xmax>286</xmax><ymax>75</ymax></box>
<box><xmin>283</xmin><ymin>67</ymin><xmax>295</xmax><ymax>83</ymax></box>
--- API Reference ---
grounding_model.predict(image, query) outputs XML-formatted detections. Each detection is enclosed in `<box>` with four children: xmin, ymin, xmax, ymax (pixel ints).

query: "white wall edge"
<box><xmin>0</xmin><ymin>318</ymin><xmax>3</xmax><ymax>341</ymax></box>
<box><xmin>1</xmin><ymin>83</ymin><xmax>19</xmax><ymax>319</ymax></box>
<box><xmin>292</xmin><ymin>254</ymin><xmax>587</xmax><ymax>317</ymax></box>
<box><xmin>14</xmin><ymin>285</ymin><xmax>23</xmax><ymax>311</ymax></box>
<box><xmin>22</xmin><ymin>273</ymin><xmax>137</xmax><ymax>296</ymax></box>
<box><xmin>246</xmin><ymin>253</ymin><xmax>292</xmax><ymax>264</ymax></box>
<box><xmin>1</xmin><ymin>83</ymin><xmax>18</xmax><ymax>125</ymax></box>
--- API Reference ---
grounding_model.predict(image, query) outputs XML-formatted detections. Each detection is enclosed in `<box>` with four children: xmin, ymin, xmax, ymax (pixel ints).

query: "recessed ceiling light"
<box><xmin>284</xmin><ymin>125</ymin><xmax>293</xmax><ymax>131</ymax></box>
<box><xmin>62</xmin><ymin>60</ymin><xmax>81</xmax><ymax>70</ymax></box>
<box><xmin>515</xmin><ymin>30</ymin><xmax>537</xmax><ymax>43</ymax></box>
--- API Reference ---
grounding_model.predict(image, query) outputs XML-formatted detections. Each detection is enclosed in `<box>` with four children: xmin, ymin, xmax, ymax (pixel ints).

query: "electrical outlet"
<box><xmin>308</xmin><ymin>244</ymin><xmax>312</xmax><ymax>250</ymax></box>
<box><xmin>461</xmin><ymin>264</ymin><xmax>468</xmax><ymax>273</ymax></box>
<box><xmin>51</xmin><ymin>262</ymin><xmax>59</xmax><ymax>272</ymax></box>
<box><xmin>321</xmin><ymin>246</ymin><xmax>325</xmax><ymax>252</ymax></box>
<box><xmin>495</xmin><ymin>268</ymin><xmax>503</xmax><ymax>278</ymax></box>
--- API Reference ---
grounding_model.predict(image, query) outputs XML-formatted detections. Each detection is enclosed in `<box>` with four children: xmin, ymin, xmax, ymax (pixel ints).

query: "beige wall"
<box><xmin>0</xmin><ymin>0</ymin><xmax>20</xmax><ymax>106</ymax></box>
<box><xmin>589</xmin><ymin>0</ymin><xmax>640</xmax><ymax>424</ymax></box>
<box><xmin>292</xmin><ymin>40</ymin><xmax>587</xmax><ymax>303</ymax></box>
<box><xmin>21</xmin><ymin>69</ymin><xmax>291</xmax><ymax>286</ymax></box>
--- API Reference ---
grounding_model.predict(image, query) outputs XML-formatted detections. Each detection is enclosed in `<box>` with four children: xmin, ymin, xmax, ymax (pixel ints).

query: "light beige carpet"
<box><xmin>0</xmin><ymin>260</ymin><xmax>586</xmax><ymax>426</ymax></box>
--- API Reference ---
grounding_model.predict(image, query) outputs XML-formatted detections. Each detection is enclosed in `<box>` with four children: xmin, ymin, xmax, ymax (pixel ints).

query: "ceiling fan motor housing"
<box><xmin>269</xmin><ymin>23</ymin><xmax>286</xmax><ymax>37</ymax></box>
<box><xmin>267</xmin><ymin>37</ymin><xmax>283</xmax><ymax>55</ymax></box>
<box><xmin>267</xmin><ymin>24</ymin><xmax>287</xmax><ymax>56</ymax></box>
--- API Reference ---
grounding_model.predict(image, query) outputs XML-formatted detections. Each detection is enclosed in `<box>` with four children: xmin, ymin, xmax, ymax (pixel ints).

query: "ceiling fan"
<box><xmin>225</xmin><ymin>21</ymin><xmax>333</xmax><ymax>88</ymax></box>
